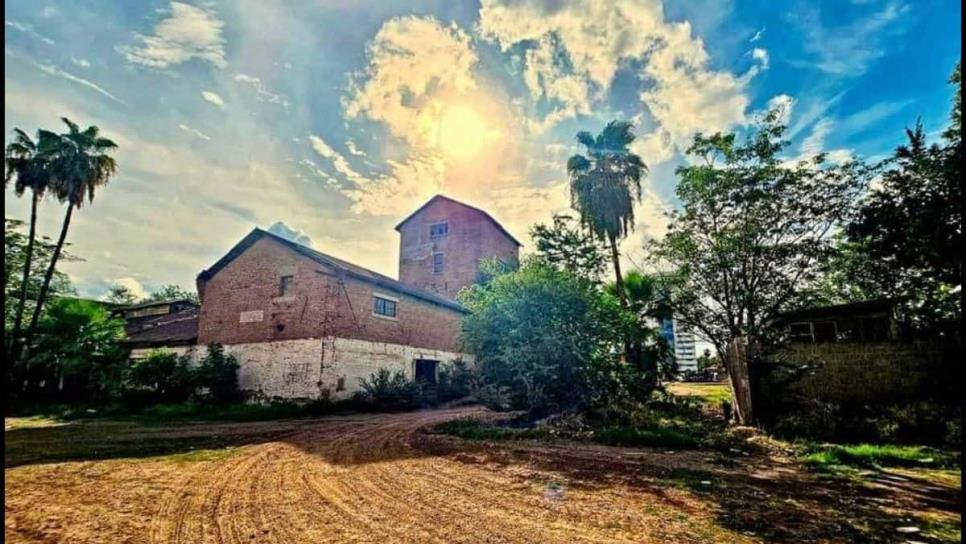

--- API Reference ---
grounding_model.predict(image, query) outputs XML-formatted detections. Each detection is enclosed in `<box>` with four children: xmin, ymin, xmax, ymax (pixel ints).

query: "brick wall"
<box><xmin>767</xmin><ymin>341</ymin><xmax>948</xmax><ymax>403</ymax></box>
<box><xmin>197</xmin><ymin>236</ymin><xmax>465</xmax><ymax>353</ymax></box>
<box><xmin>398</xmin><ymin>198</ymin><xmax>519</xmax><ymax>299</ymax></box>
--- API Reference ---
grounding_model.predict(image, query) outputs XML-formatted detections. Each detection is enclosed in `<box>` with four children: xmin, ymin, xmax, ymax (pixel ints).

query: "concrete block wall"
<box><xmin>136</xmin><ymin>337</ymin><xmax>472</xmax><ymax>402</ymax></box>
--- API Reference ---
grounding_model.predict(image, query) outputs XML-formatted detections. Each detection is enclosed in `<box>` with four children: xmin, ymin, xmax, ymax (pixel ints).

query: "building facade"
<box><xmin>134</xmin><ymin>195</ymin><xmax>520</xmax><ymax>401</ymax></box>
<box><xmin>660</xmin><ymin>316</ymin><xmax>698</xmax><ymax>375</ymax></box>
<box><xmin>396</xmin><ymin>195</ymin><xmax>521</xmax><ymax>300</ymax></box>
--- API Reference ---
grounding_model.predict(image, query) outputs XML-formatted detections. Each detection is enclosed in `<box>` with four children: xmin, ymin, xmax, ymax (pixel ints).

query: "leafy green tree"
<box><xmin>141</xmin><ymin>284</ymin><xmax>199</xmax><ymax>304</ymax></box>
<box><xmin>651</xmin><ymin>111</ymin><xmax>870</xmax><ymax>423</ymax></box>
<box><xmin>24</xmin><ymin>298</ymin><xmax>127</xmax><ymax>403</ymax></box>
<box><xmin>530</xmin><ymin>214</ymin><xmax>609</xmax><ymax>283</ymax></box>
<box><xmin>23</xmin><ymin>119</ymin><xmax>118</xmax><ymax>360</ymax></box>
<box><xmin>126</xmin><ymin>350</ymin><xmax>194</xmax><ymax>403</ymax></box>
<box><xmin>845</xmin><ymin>63</ymin><xmax>961</xmax><ymax>332</ymax></box>
<box><xmin>567</xmin><ymin>121</ymin><xmax>647</xmax><ymax>307</ymax></box>
<box><xmin>105</xmin><ymin>284</ymin><xmax>138</xmax><ymax>305</ymax></box>
<box><xmin>606</xmin><ymin>271</ymin><xmax>673</xmax><ymax>392</ymax></box>
<box><xmin>4</xmin><ymin>220</ymin><xmax>75</xmax><ymax>336</ymax></box>
<box><xmin>193</xmin><ymin>343</ymin><xmax>240</xmax><ymax>404</ymax></box>
<box><xmin>4</xmin><ymin>127</ymin><xmax>62</xmax><ymax>358</ymax></box>
<box><xmin>459</xmin><ymin>257</ymin><xmax>626</xmax><ymax>415</ymax></box>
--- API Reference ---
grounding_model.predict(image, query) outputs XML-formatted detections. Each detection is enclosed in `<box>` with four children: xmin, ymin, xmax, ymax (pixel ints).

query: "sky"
<box><xmin>4</xmin><ymin>0</ymin><xmax>961</xmax><ymax>301</ymax></box>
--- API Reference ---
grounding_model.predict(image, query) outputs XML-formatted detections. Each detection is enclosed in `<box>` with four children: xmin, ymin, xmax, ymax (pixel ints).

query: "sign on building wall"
<box><xmin>239</xmin><ymin>310</ymin><xmax>264</xmax><ymax>323</ymax></box>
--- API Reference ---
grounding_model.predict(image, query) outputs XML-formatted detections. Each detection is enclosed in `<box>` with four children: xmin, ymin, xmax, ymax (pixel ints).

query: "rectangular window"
<box><xmin>789</xmin><ymin>322</ymin><xmax>813</xmax><ymax>343</ymax></box>
<box><xmin>432</xmin><ymin>253</ymin><xmax>444</xmax><ymax>275</ymax></box>
<box><xmin>373</xmin><ymin>295</ymin><xmax>397</xmax><ymax>318</ymax></box>
<box><xmin>278</xmin><ymin>275</ymin><xmax>294</xmax><ymax>296</ymax></box>
<box><xmin>429</xmin><ymin>222</ymin><xmax>449</xmax><ymax>239</ymax></box>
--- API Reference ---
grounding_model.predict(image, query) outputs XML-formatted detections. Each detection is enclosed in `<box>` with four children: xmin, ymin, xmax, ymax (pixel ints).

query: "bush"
<box><xmin>436</xmin><ymin>358</ymin><xmax>480</xmax><ymax>402</ymax></box>
<box><xmin>354</xmin><ymin>368</ymin><xmax>422</xmax><ymax>410</ymax></box>
<box><xmin>126</xmin><ymin>350</ymin><xmax>194</xmax><ymax>403</ymax></box>
<box><xmin>459</xmin><ymin>258</ymin><xmax>628</xmax><ymax>416</ymax></box>
<box><xmin>193</xmin><ymin>343</ymin><xmax>241</xmax><ymax>405</ymax></box>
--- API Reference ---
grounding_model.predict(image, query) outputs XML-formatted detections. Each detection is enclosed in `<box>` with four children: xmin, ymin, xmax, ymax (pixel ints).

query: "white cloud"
<box><xmin>178</xmin><ymin>123</ymin><xmax>211</xmax><ymax>140</ymax></box>
<box><xmin>6</xmin><ymin>21</ymin><xmax>55</xmax><ymax>45</ymax></box>
<box><xmin>111</xmin><ymin>277</ymin><xmax>148</xmax><ymax>300</ymax></box>
<box><xmin>308</xmin><ymin>134</ymin><xmax>370</xmax><ymax>186</ymax></box>
<box><xmin>791</xmin><ymin>1</ymin><xmax>908</xmax><ymax>75</ymax></box>
<box><xmin>752</xmin><ymin>48</ymin><xmax>769</xmax><ymax>67</ymax></box>
<box><xmin>789</xmin><ymin>117</ymin><xmax>853</xmax><ymax>164</ymax></box>
<box><xmin>344</xmin><ymin>16</ymin><xmax>478</xmax><ymax>147</ymax></box>
<box><xmin>766</xmin><ymin>94</ymin><xmax>795</xmax><ymax>125</ymax></box>
<box><xmin>478</xmin><ymin>0</ymin><xmax>768</xmax><ymax>148</ymax></box>
<box><xmin>71</xmin><ymin>57</ymin><xmax>91</xmax><ymax>69</ymax></box>
<box><xmin>750</xmin><ymin>27</ymin><xmax>765</xmax><ymax>43</ymax></box>
<box><xmin>201</xmin><ymin>90</ymin><xmax>224</xmax><ymax>107</ymax></box>
<box><xmin>119</xmin><ymin>2</ymin><xmax>226</xmax><ymax>69</ymax></box>
<box><xmin>630</xmin><ymin>129</ymin><xmax>675</xmax><ymax>165</ymax></box>
<box><xmin>234</xmin><ymin>74</ymin><xmax>289</xmax><ymax>108</ymax></box>
<box><xmin>267</xmin><ymin>221</ymin><xmax>313</xmax><ymax>246</ymax></box>
<box><xmin>41</xmin><ymin>6</ymin><xmax>60</xmax><ymax>18</ymax></box>
<box><xmin>35</xmin><ymin>63</ymin><xmax>125</xmax><ymax>104</ymax></box>
<box><xmin>345</xmin><ymin>139</ymin><xmax>365</xmax><ymax>156</ymax></box>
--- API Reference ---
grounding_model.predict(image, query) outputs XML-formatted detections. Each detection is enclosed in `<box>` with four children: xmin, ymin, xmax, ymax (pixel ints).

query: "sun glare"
<box><xmin>437</xmin><ymin>105</ymin><xmax>489</xmax><ymax>159</ymax></box>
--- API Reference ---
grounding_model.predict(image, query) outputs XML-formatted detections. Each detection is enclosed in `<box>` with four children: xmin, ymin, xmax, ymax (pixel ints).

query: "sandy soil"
<box><xmin>5</xmin><ymin>407</ymin><xmax>961</xmax><ymax>543</ymax></box>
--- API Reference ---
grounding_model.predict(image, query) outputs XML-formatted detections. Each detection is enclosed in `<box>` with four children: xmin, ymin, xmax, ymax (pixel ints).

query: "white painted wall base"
<box><xmin>132</xmin><ymin>337</ymin><xmax>472</xmax><ymax>401</ymax></box>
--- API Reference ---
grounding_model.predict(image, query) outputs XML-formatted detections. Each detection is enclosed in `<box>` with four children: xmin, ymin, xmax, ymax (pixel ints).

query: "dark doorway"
<box><xmin>413</xmin><ymin>359</ymin><xmax>438</xmax><ymax>384</ymax></box>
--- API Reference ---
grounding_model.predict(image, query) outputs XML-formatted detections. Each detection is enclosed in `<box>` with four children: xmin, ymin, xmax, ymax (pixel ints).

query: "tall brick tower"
<box><xmin>395</xmin><ymin>195</ymin><xmax>521</xmax><ymax>300</ymax></box>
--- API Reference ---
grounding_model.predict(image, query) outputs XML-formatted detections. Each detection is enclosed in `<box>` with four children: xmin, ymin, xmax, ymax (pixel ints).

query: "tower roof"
<box><xmin>394</xmin><ymin>194</ymin><xmax>522</xmax><ymax>247</ymax></box>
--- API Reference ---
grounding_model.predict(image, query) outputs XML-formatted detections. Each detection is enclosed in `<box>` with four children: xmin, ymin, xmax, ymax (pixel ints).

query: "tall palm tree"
<box><xmin>22</xmin><ymin>118</ymin><xmax>118</xmax><ymax>357</ymax></box>
<box><xmin>4</xmin><ymin>128</ymin><xmax>61</xmax><ymax>358</ymax></box>
<box><xmin>567</xmin><ymin>121</ymin><xmax>647</xmax><ymax>307</ymax></box>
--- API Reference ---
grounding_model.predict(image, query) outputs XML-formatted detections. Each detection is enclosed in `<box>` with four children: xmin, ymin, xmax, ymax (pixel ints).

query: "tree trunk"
<box><xmin>723</xmin><ymin>336</ymin><xmax>754</xmax><ymax>425</ymax></box>
<box><xmin>9</xmin><ymin>191</ymin><xmax>40</xmax><ymax>362</ymax></box>
<box><xmin>608</xmin><ymin>232</ymin><xmax>626</xmax><ymax>308</ymax></box>
<box><xmin>22</xmin><ymin>204</ymin><xmax>74</xmax><ymax>361</ymax></box>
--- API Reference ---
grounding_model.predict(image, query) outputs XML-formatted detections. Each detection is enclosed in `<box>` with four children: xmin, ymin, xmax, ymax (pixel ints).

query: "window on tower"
<box><xmin>429</xmin><ymin>222</ymin><xmax>449</xmax><ymax>239</ymax></box>
<box><xmin>433</xmin><ymin>252</ymin><xmax>444</xmax><ymax>274</ymax></box>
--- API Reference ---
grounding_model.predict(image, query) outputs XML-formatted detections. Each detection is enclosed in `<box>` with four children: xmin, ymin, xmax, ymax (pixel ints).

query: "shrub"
<box><xmin>354</xmin><ymin>368</ymin><xmax>421</xmax><ymax>410</ymax></box>
<box><xmin>126</xmin><ymin>350</ymin><xmax>194</xmax><ymax>403</ymax></box>
<box><xmin>436</xmin><ymin>358</ymin><xmax>480</xmax><ymax>402</ymax></box>
<box><xmin>193</xmin><ymin>343</ymin><xmax>241</xmax><ymax>405</ymax></box>
<box><xmin>459</xmin><ymin>258</ymin><xmax>627</xmax><ymax>416</ymax></box>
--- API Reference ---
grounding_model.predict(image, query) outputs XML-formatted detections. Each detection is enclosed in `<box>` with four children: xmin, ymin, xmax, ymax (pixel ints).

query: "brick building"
<box><xmin>133</xmin><ymin>195</ymin><xmax>520</xmax><ymax>401</ymax></box>
<box><xmin>397</xmin><ymin>195</ymin><xmax>521</xmax><ymax>299</ymax></box>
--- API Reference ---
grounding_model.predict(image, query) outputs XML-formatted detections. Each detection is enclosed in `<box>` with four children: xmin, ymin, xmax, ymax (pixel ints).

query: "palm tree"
<box><xmin>567</xmin><ymin>121</ymin><xmax>647</xmax><ymax>307</ymax></box>
<box><xmin>22</xmin><ymin>118</ymin><xmax>118</xmax><ymax>357</ymax></box>
<box><xmin>607</xmin><ymin>271</ymin><xmax>673</xmax><ymax>390</ymax></box>
<box><xmin>4</xmin><ymin>127</ymin><xmax>61</xmax><ymax>358</ymax></box>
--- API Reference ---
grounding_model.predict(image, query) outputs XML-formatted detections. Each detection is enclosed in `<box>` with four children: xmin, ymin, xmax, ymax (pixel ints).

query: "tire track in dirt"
<box><xmin>149</xmin><ymin>407</ymin><xmax>750</xmax><ymax>544</ymax></box>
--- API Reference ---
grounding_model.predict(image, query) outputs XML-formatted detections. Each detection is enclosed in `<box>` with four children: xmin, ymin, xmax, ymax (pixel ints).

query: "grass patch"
<box><xmin>595</xmin><ymin>426</ymin><xmax>701</xmax><ymax>449</ymax></box>
<box><xmin>800</xmin><ymin>443</ymin><xmax>959</xmax><ymax>471</ymax></box>
<box><xmin>433</xmin><ymin>418</ymin><xmax>546</xmax><ymax>441</ymax></box>
<box><xmin>666</xmin><ymin>382</ymin><xmax>732</xmax><ymax>406</ymax></box>
<box><xmin>162</xmin><ymin>446</ymin><xmax>241</xmax><ymax>463</ymax></box>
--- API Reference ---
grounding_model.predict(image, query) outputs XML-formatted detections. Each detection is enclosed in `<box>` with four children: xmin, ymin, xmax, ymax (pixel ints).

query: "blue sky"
<box><xmin>4</xmin><ymin>0</ymin><xmax>961</xmax><ymax>300</ymax></box>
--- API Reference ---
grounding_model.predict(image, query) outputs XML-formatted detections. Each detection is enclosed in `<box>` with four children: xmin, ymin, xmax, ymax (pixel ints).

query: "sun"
<box><xmin>437</xmin><ymin>105</ymin><xmax>489</xmax><ymax>159</ymax></box>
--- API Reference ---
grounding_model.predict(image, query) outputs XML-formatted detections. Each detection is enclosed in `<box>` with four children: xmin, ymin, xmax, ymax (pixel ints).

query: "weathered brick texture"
<box><xmin>197</xmin><ymin>236</ymin><xmax>464</xmax><ymax>353</ymax></box>
<box><xmin>397</xmin><ymin>197</ymin><xmax>519</xmax><ymax>299</ymax></box>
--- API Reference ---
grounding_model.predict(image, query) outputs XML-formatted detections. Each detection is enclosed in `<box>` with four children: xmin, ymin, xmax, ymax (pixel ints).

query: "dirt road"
<box><xmin>5</xmin><ymin>407</ymin><xmax>961</xmax><ymax>543</ymax></box>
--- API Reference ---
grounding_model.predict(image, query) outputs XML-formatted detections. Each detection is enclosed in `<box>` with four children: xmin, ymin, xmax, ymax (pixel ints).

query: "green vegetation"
<box><xmin>666</xmin><ymin>382</ymin><xmax>732</xmax><ymax>406</ymax></box>
<box><xmin>800</xmin><ymin>443</ymin><xmax>959</xmax><ymax>471</ymax></box>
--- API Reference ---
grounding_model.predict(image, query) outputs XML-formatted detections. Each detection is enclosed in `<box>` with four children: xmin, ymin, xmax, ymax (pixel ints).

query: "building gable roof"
<box><xmin>197</xmin><ymin>228</ymin><xmax>468</xmax><ymax>313</ymax></box>
<box><xmin>393</xmin><ymin>194</ymin><xmax>522</xmax><ymax>247</ymax></box>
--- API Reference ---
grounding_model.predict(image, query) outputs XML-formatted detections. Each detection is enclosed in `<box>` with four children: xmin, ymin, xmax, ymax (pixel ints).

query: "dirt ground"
<box><xmin>4</xmin><ymin>406</ymin><xmax>961</xmax><ymax>543</ymax></box>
